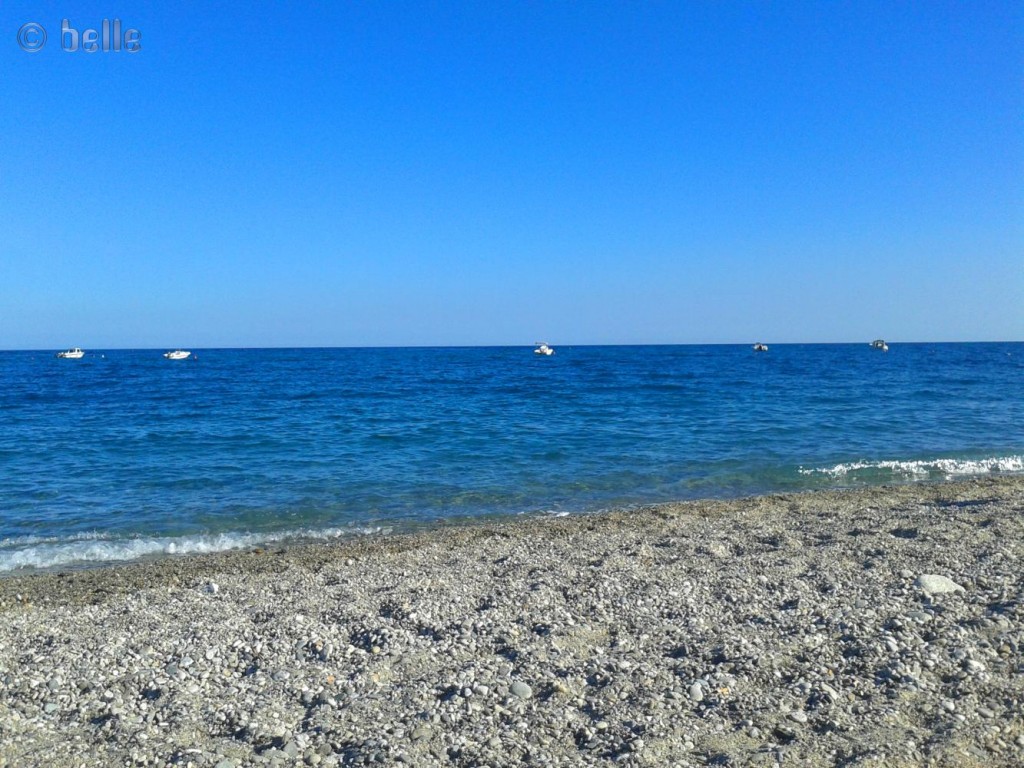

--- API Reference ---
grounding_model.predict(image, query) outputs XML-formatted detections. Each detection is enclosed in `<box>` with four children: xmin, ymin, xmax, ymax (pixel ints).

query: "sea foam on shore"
<box><xmin>0</xmin><ymin>526</ymin><xmax>392</xmax><ymax>574</ymax></box>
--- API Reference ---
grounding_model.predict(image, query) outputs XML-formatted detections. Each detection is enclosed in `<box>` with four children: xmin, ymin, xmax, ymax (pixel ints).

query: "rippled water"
<box><xmin>1</xmin><ymin>343</ymin><xmax>1021</xmax><ymax>570</ymax></box>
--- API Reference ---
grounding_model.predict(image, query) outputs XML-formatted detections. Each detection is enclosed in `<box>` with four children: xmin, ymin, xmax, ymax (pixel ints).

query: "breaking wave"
<box><xmin>798</xmin><ymin>455</ymin><xmax>1024</xmax><ymax>479</ymax></box>
<box><xmin>0</xmin><ymin>525</ymin><xmax>390</xmax><ymax>573</ymax></box>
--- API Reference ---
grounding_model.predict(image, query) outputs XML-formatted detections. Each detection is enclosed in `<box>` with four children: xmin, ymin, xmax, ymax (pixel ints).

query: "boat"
<box><xmin>56</xmin><ymin>348</ymin><xmax>84</xmax><ymax>359</ymax></box>
<box><xmin>163</xmin><ymin>350</ymin><xmax>191</xmax><ymax>360</ymax></box>
<box><xmin>534</xmin><ymin>342</ymin><xmax>555</xmax><ymax>356</ymax></box>
<box><xmin>752</xmin><ymin>343</ymin><xmax>768</xmax><ymax>352</ymax></box>
<box><xmin>870</xmin><ymin>339</ymin><xmax>889</xmax><ymax>352</ymax></box>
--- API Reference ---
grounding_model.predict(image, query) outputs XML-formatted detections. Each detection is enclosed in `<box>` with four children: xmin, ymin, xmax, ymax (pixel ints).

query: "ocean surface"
<box><xmin>1</xmin><ymin>343</ymin><xmax>1022</xmax><ymax>572</ymax></box>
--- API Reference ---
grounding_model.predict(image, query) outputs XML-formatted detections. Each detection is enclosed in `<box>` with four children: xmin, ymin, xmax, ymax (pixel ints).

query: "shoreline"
<box><xmin>1</xmin><ymin>477</ymin><xmax>1022</xmax><ymax>766</ymax></box>
<box><xmin>3</xmin><ymin>472</ymin><xmax>1022</xmax><ymax>580</ymax></box>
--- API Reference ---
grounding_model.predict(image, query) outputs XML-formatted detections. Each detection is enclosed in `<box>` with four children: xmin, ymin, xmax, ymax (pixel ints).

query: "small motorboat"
<box><xmin>752</xmin><ymin>343</ymin><xmax>768</xmax><ymax>352</ymax></box>
<box><xmin>56</xmin><ymin>348</ymin><xmax>84</xmax><ymax>359</ymax></box>
<box><xmin>163</xmin><ymin>350</ymin><xmax>191</xmax><ymax>360</ymax></box>
<box><xmin>870</xmin><ymin>339</ymin><xmax>889</xmax><ymax>352</ymax></box>
<box><xmin>534</xmin><ymin>342</ymin><xmax>555</xmax><ymax>356</ymax></box>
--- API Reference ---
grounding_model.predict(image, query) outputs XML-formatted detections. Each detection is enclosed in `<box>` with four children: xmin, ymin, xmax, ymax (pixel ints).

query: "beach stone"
<box><xmin>706</xmin><ymin>543</ymin><xmax>729</xmax><ymax>558</ymax></box>
<box><xmin>914</xmin><ymin>574</ymin><xmax>964</xmax><ymax>595</ymax></box>
<box><xmin>689</xmin><ymin>683</ymin><xmax>704</xmax><ymax>702</ymax></box>
<box><xmin>510</xmin><ymin>681</ymin><xmax>532</xmax><ymax>700</ymax></box>
<box><xmin>788</xmin><ymin>711</ymin><xmax>808</xmax><ymax>723</ymax></box>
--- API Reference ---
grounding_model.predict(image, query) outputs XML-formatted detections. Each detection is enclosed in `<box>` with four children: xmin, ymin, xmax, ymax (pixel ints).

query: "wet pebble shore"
<box><xmin>1</xmin><ymin>477</ymin><xmax>1023</xmax><ymax>767</ymax></box>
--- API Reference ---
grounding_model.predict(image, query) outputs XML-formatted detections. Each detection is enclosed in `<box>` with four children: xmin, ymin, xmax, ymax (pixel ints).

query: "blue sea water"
<box><xmin>1</xmin><ymin>343</ymin><xmax>1022</xmax><ymax>571</ymax></box>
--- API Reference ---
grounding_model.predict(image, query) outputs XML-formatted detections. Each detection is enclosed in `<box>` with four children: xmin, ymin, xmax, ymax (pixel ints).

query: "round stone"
<box><xmin>510</xmin><ymin>681</ymin><xmax>533</xmax><ymax>700</ymax></box>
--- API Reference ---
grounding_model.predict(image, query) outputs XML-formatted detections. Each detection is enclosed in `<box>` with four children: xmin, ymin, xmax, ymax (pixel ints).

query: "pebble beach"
<box><xmin>1</xmin><ymin>477</ymin><xmax>1022</xmax><ymax>767</ymax></box>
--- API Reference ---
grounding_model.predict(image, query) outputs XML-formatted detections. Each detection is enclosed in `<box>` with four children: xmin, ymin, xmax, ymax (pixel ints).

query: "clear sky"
<box><xmin>1</xmin><ymin>2</ymin><xmax>1021</xmax><ymax>348</ymax></box>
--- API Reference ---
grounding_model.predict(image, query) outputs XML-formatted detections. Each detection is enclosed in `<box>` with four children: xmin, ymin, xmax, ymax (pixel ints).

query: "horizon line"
<box><xmin>5</xmin><ymin>339</ymin><xmax>1022</xmax><ymax>353</ymax></box>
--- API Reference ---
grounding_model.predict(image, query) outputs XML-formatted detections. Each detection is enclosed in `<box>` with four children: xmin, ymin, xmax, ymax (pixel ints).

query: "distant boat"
<box><xmin>56</xmin><ymin>348</ymin><xmax>84</xmax><ymax>359</ymax></box>
<box><xmin>163</xmin><ymin>350</ymin><xmax>191</xmax><ymax>360</ymax></box>
<box><xmin>752</xmin><ymin>343</ymin><xmax>768</xmax><ymax>352</ymax></box>
<box><xmin>534</xmin><ymin>342</ymin><xmax>555</xmax><ymax>356</ymax></box>
<box><xmin>870</xmin><ymin>339</ymin><xmax>889</xmax><ymax>352</ymax></box>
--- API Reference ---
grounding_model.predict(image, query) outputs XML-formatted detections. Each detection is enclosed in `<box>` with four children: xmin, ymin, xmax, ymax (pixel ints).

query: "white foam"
<box><xmin>0</xmin><ymin>530</ymin><xmax>110</xmax><ymax>548</ymax></box>
<box><xmin>798</xmin><ymin>455</ymin><xmax>1024</xmax><ymax>479</ymax></box>
<box><xmin>519</xmin><ymin>509</ymin><xmax>571</xmax><ymax>518</ymax></box>
<box><xmin>0</xmin><ymin>525</ymin><xmax>390</xmax><ymax>573</ymax></box>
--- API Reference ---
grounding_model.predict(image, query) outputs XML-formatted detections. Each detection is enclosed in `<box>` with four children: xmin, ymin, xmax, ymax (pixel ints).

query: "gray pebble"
<box><xmin>510</xmin><ymin>681</ymin><xmax>533</xmax><ymax>700</ymax></box>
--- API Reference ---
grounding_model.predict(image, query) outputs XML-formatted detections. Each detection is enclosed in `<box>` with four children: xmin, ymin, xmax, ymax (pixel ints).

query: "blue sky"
<box><xmin>1</xmin><ymin>2</ymin><xmax>1021</xmax><ymax>348</ymax></box>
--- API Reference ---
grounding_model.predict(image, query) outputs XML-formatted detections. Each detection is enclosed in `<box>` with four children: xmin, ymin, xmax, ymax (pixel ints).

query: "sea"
<box><xmin>1</xmin><ymin>343</ymin><xmax>1022</xmax><ymax>572</ymax></box>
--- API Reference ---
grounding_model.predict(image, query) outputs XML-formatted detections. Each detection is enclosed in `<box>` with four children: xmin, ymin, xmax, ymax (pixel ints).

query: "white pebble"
<box><xmin>914</xmin><ymin>574</ymin><xmax>964</xmax><ymax>596</ymax></box>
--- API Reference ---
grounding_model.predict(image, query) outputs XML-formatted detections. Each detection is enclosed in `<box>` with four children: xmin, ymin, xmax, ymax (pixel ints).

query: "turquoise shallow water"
<box><xmin>1</xmin><ymin>343</ymin><xmax>1022</xmax><ymax>570</ymax></box>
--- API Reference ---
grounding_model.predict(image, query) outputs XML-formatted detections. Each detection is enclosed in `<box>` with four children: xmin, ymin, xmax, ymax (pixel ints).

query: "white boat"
<box><xmin>163</xmin><ymin>350</ymin><xmax>191</xmax><ymax>360</ymax></box>
<box><xmin>752</xmin><ymin>343</ymin><xmax>768</xmax><ymax>352</ymax></box>
<box><xmin>534</xmin><ymin>342</ymin><xmax>555</xmax><ymax>356</ymax></box>
<box><xmin>870</xmin><ymin>339</ymin><xmax>889</xmax><ymax>352</ymax></box>
<box><xmin>56</xmin><ymin>348</ymin><xmax>84</xmax><ymax>359</ymax></box>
